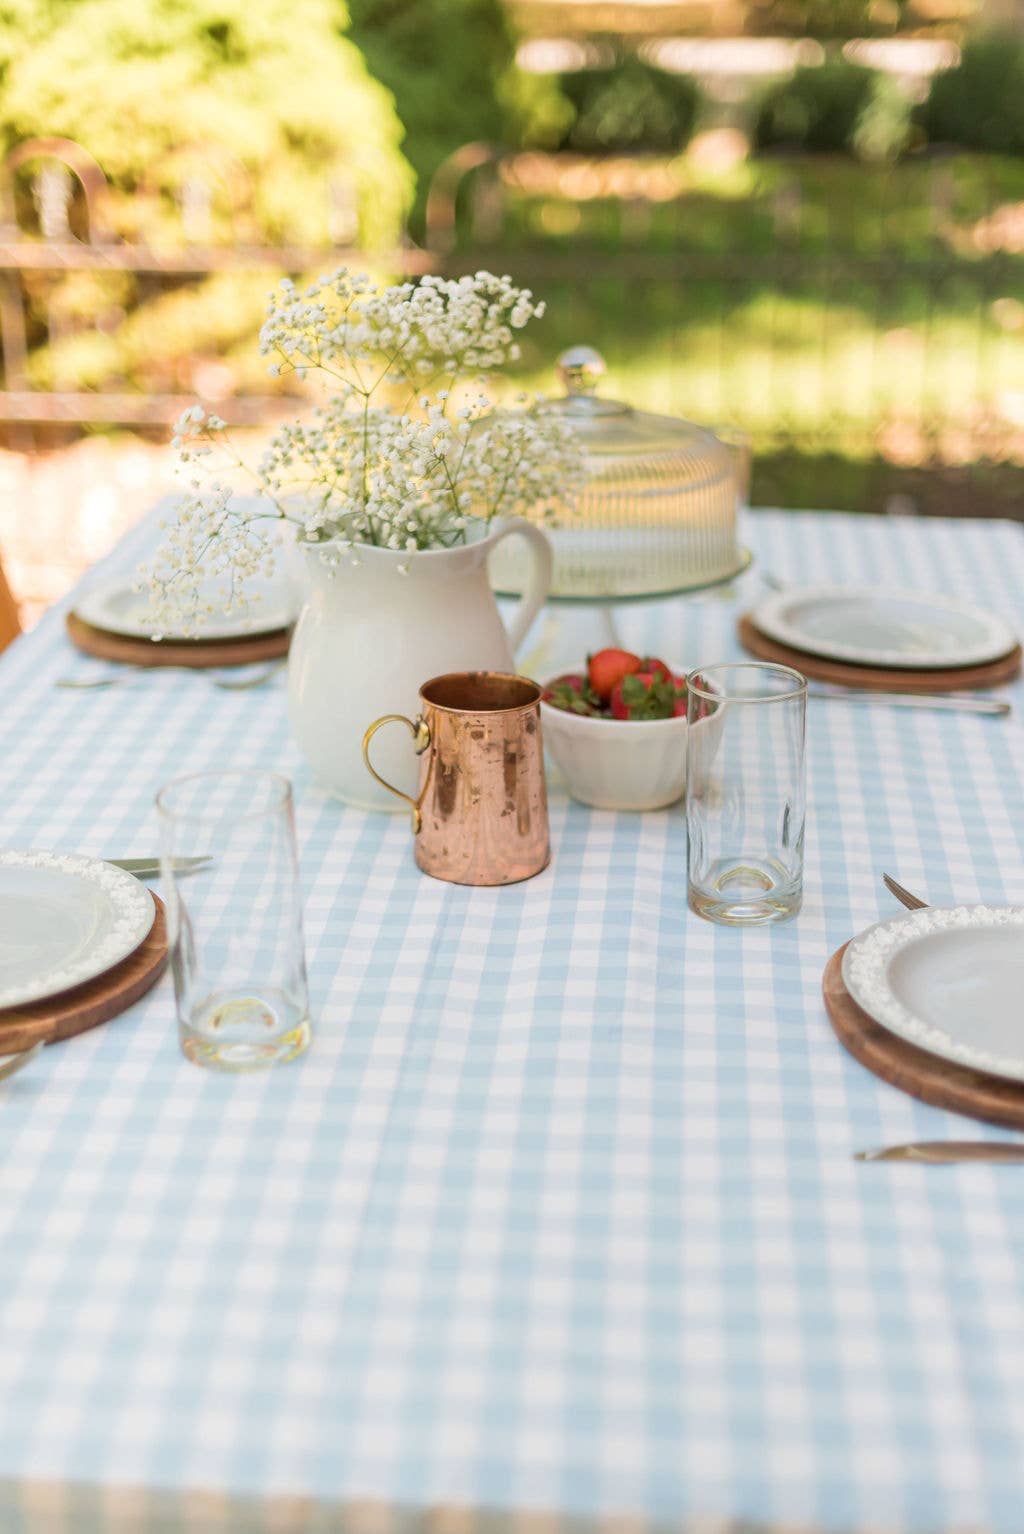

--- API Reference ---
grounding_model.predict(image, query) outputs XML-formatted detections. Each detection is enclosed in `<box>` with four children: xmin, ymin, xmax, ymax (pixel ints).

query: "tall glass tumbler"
<box><xmin>686</xmin><ymin>663</ymin><xmax>806</xmax><ymax>926</ymax></box>
<box><xmin>156</xmin><ymin>771</ymin><xmax>312</xmax><ymax>1069</ymax></box>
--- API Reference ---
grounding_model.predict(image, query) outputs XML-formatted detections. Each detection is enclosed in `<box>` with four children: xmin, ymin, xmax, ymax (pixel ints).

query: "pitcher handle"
<box><xmin>362</xmin><ymin>714</ymin><xmax>431</xmax><ymax>833</ymax></box>
<box><xmin>488</xmin><ymin>517</ymin><xmax>553</xmax><ymax>656</ymax></box>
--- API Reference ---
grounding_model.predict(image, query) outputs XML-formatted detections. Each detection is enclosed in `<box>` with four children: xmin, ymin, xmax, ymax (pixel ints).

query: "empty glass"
<box><xmin>686</xmin><ymin>662</ymin><xmax>806</xmax><ymax>925</ymax></box>
<box><xmin>156</xmin><ymin>771</ymin><xmax>311</xmax><ymax>1070</ymax></box>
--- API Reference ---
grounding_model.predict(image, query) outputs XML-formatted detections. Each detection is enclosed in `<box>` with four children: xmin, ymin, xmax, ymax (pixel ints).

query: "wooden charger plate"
<box><xmin>738</xmin><ymin>614</ymin><xmax>1022</xmax><ymax>694</ymax></box>
<box><xmin>0</xmin><ymin>895</ymin><xmax>169</xmax><ymax>1055</ymax></box>
<box><xmin>67</xmin><ymin>612</ymin><xmax>291</xmax><ymax>669</ymax></box>
<box><xmin>823</xmin><ymin>942</ymin><xmax>1024</xmax><ymax>1129</ymax></box>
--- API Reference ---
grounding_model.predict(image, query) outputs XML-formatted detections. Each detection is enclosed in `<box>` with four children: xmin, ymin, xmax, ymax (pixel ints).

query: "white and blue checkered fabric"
<box><xmin>0</xmin><ymin>509</ymin><xmax>1023</xmax><ymax>1534</ymax></box>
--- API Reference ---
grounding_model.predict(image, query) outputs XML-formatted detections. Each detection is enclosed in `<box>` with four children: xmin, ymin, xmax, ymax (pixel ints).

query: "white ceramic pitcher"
<box><xmin>287</xmin><ymin>517</ymin><xmax>553</xmax><ymax>808</ymax></box>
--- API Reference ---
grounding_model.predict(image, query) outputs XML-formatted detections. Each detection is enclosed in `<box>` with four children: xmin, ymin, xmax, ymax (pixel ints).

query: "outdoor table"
<box><xmin>1</xmin><ymin>508</ymin><xmax>1023</xmax><ymax>1534</ymax></box>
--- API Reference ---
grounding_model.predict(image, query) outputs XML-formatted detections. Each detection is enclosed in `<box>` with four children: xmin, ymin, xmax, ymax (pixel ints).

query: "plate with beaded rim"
<box><xmin>0</xmin><ymin>852</ymin><xmax>155</xmax><ymax>1010</ymax></box>
<box><xmin>842</xmin><ymin>905</ymin><xmax>1024</xmax><ymax>1082</ymax></box>
<box><xmin>751</xmin><ymin>586</ymin><xmax>1017</xmax><ymax>670</ymax></box>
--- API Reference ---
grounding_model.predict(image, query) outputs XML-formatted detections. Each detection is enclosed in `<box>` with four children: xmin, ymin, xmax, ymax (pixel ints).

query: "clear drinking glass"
<box><xmin>686</xmin><ymin>662</ymin><xmax>806</xmax><ymax>925</ymax></box>
<box><xmin>156</xmin><ymin>771</ymin><xmax>312</xmax><ymax>1069</ymax></box>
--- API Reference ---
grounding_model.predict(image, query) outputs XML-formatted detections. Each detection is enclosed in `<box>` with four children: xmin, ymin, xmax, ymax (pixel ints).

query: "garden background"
<box><xmin>0</xmin><ymin>0</ymin><xmax>1021</xmax><ymax>621</ymax></box>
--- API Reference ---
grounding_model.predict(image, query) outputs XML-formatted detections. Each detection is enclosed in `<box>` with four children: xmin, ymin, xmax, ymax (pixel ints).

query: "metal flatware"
<box><xmin>0</xmin><ymin>1042</ymin><xmax>44</xmax><ymax>1085</ymax></box>
<box><xmin>808</xmin><ymin>686</ymin><xmax>1010</xmax><ymax>717</ymax></box>
<box><xmin>56</xmin><ymin>664</ymin><xmax>282</xmax><ymax>692</ymax></box>
<box><xmin>882</xmin><ymin>872</ymin><xmax>929</xmax><ymax>911</ymax></box>
<box><xmin>56</xmin><ymin>676</ymin><xmax>148</xmax><ymax>689</ymax></box>
<box><xmin>107</xmin><ymin>855</ymin><xmax>212</xmax><ymax>878</ymax></box>
<box><xmin>856</xmin><ymin>1141</ymin><xmax>1024</xmax><ymax>1163</ymax></box>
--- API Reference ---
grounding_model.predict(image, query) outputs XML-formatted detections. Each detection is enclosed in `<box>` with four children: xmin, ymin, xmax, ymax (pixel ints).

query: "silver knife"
<box><xmin>0</xmin><ymin>1042</ymin><xmax>44</xmax><ymax>1085</ymax></box>
<box><xmin>856</xmin><ymin>1141</ymin><xmax>1024</xmax><ymax>1163</ymax></box>
<box><xmin>107</xmin><ymin>855</ymin><xmax>212</xmax><ymax>877</ymax></box>
<box><xmin>809</xmin><ymin>687</ymin><xmax>1010</xmax><ymax>717</ymax></box>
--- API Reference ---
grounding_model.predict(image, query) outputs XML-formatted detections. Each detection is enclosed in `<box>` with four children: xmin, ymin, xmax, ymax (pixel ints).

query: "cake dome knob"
<box><xmin>557</xmin><ymin>345</ymin><xmax>606</xmax><ymax>397</ymax></box>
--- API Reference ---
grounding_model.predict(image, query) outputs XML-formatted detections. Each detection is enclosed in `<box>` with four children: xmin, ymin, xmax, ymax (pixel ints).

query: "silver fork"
<box><xmin>882</xmin><ymin>872</ymin><xmax>929</xmax><ymax>910</ymax></box>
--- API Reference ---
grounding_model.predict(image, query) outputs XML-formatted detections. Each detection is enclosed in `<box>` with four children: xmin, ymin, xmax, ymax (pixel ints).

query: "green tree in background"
<box><xmin>917</xmin><ymin>30</ymin><xmax>1024</xmax><ymax>155</ymax></box>
<box><xmin>0</xmin><ymin>0</ymin><xmax>413</xmax><ymax>393</ymax></box>
<box><xmin>0</xmin><ymin>0</ymin><xmax>412</xmax><ymax>247</ymax></box>
<box><xmin>553</xmin><ymin>52</ymin><xmax>701</xmax><ymax>155</ymax></box>
<box><xmin>346</xmin><ymin>0</ymin><xmax>568</xmax><ymax>235</ymax></box>
<box><xmin>754</xmin><ymin>58</ymin><xmax>912</xmax><ymax>160</ymax></box>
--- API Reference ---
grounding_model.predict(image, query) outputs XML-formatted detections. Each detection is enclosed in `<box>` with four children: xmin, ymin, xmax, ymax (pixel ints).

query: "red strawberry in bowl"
<box><xmin>587</xmin><ymin>648</ymin><xmax>641</xmax><ymax>702</ymax></box>
<box><xmin>541</xmin><ymin>674</ymin><xmax>601</xmax><ymax>717</ymax></box>
<box><xmin>539</xmin><ymin>656</ymin><xmax>718</xmax><ymax>811</ymax></box>
<box><xmin>637</xmin><ymin>656</ymin><xmax>673</xmax><ymax>683</ymax></box>
<box><xmin>610</xmin><ymin>670</ymin><xmax>686</xmax><ymax>722</ymax></box>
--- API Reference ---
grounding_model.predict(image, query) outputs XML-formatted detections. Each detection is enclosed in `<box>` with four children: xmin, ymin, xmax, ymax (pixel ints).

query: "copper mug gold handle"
<box><xmin>362</xmin><ymin>714</ymin><xmax>431</xmax><ymax>832</ymax></box>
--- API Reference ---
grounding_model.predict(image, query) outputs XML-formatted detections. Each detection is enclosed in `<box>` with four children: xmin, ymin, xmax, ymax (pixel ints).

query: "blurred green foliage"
<box><xmin>755</xmin><ymin>59</ymin><xmax>912</xmax><ymax>160</ymax></box>
<box><xmin>743</xmin><ymin>0</ymin><xmax>910</xmax><ymax>37</ymax></box>
<box><xmin>0</xmin><ymin>0</ymin><xmax>413</xmax><ymax>394</ymax></box>
<box><xmin>0</xmin><ymin>0</ymin><xmax>1020</xmax><ymax>520</ymax></box>
<box><xmin>346</xmin><ymin>0</ymin><xmax>569</xmax><ymax>234</ymax></box>
<box><xmin>849</xmin><ymin>73</ymin><xmax>915</xmax><ymax>164</ymax></box>
<box><xmin>0</xmin><ymin>0</ymin><xmax>412</xmax><ymax>247</ymax></box>
<box><xmin>494</xmin><ymin>152</ymin><xmax>1022</xmax><ymax>262</ymax></box>
<box><xmin>552</xmin><ymin>53</ymin><xmax>700</xmax><ymax>155</ymax></box>
<box><xmin>470</xmin><ymin>151</ymin><xmax>1024</xmax><ymax>518</ymax></box>
<box><xmin>917</xmin><ymin>31</ymin><xmax>1024</xmax><ymax>156</ymax></box>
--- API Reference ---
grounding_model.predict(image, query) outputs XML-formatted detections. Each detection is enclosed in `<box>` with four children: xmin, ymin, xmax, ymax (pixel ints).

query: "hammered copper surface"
<box><xmin>415</xmin><ymin>672</ymin><xmax>549</xmax><ymax>886</ymax></box>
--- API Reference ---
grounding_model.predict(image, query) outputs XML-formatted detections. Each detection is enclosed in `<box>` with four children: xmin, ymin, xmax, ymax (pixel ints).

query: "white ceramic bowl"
<box><xmin>540</xmin><ymin>664</ymin><xmax>717</xmax><ymax>811</ymax></box>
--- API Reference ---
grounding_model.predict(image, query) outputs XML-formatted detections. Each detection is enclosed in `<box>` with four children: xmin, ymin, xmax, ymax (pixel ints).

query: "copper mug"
<box><xmin>362</xmin><ymin>672</ymin><xmax>550</xmax><ymax>886</ymax></box>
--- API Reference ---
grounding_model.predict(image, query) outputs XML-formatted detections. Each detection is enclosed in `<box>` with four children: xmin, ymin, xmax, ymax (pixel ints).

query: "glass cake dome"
<box><xmin>490</xmin><ymin>346</ymin><xmax>750</xmax><ymax>604</ymax></box>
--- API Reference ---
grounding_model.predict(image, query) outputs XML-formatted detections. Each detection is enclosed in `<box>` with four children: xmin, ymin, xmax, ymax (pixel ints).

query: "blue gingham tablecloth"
<box><xmin>1</xmin><ymin>509</ymin><xmax>1024</xmax><ymax>1534</ymax></box>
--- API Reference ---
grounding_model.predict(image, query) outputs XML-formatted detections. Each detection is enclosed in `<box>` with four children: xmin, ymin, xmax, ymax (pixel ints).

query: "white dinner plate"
<box><xmin>751</xmin><ymin>585</ymin><xmax>1017</xmax><ymax>670</ymax></box>
<box><xmin>842</xmin><ymin>904</ymin><xmax>1024</xmax><ymax>1082</ymax></box>
<box><xmin>74</xmin><ymin>573</ymin><xmax>298</xmax><ymax>642</ymax></box>
<box><xmin>0</xmin><ymin>851</ymin><xmax>154</xmax><ymax>1009</ymax></box>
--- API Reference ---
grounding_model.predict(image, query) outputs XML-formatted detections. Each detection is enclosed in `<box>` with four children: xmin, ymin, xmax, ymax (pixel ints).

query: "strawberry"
<box><xmin>609</xmin><ymin>670</ymin><xmax>669</xmax><ymax>720</ymax></box>
<box><xmin>637</xmin><ymin>656</ymin><xmax>672</xmax><ymax>683</ymax></box>
<box><xmin>672</xmin><ymin>673</ymin><xmax>688</xmax><ymax>718</ymax></box>
<box><xmin>542</xmin><ymin>673</ymin><xmax>602</xmax><ymax>717</ymax></box>
<box><xmin>587</xmin><ymin>648</ymin><xmax>641</xmax><ymax>702</ymax></box>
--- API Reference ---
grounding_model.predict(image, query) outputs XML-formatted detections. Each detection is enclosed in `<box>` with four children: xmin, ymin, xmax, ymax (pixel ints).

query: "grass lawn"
<box><xmin>460</xmin><ymin>152</ymin><xmax>1024</xmax><ymax>513</ymax></box>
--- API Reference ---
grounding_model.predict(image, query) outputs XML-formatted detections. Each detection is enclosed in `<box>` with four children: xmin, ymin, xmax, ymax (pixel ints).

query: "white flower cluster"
<box><xmin>259</xmin><ymin>269</ymin><xmax>544</xmax><ymax>384</ymax></box>
<box><xmin>142</xmin><ymin>270</ymin><xmax>583</xmax><ymax>633</ymax></box>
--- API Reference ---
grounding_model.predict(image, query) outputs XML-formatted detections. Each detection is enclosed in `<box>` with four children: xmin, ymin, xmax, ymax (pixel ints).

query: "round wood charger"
<box><xmin>738</xmin><ymin>614</ymin><xmax>1021</xmax><ymax>694</ymax></box>
<box><xmin>67</xmin><ymin>612</ymin><xmax>291</xmax><ymax>669</ymax></box>
<box><xmin>0</xmin><ymin>895</ymin><xmax>169</xmax><ymax>1054</ymax></box>
<box><xmin>823</xmin><ymin>942</ymin><xmax>1024</xmax><ymax>1129</ymax></box>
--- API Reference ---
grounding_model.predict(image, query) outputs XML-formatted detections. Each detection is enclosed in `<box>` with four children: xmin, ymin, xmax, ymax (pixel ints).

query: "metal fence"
<box><xmin>4</xmin><ymin>137</ymin><xmax>1024</xmax><ymax>517</ymax></box>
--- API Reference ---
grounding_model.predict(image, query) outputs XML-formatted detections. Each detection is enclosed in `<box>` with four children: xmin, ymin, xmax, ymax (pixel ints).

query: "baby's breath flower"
<box><xmin>143</xmin><ymin>269</ymin><xmax>583</xmax><ymax>633</ymax></box>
